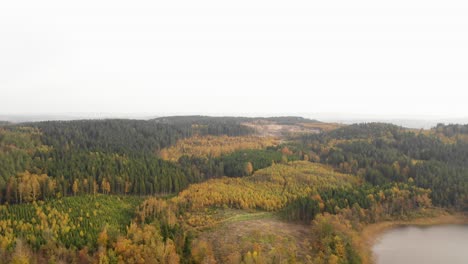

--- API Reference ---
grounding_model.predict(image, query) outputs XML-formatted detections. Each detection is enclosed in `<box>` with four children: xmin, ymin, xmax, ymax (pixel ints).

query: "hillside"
<box><xmin>0</xmin><ymin>117</ymin><xmax>466</xmax><ymax>263</ymax></box>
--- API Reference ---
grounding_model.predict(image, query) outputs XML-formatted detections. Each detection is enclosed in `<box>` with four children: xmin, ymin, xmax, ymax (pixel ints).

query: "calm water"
<box><xmin>372</xmin><ymin>225</ymin><xmax>468</xmax><ymax>264</ymax></box>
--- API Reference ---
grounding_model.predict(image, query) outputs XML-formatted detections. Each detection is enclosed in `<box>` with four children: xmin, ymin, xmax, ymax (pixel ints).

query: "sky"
<box><xmin>1</xmin><ymin>0</ymin><xmax>468</xmax><ymax>118</ymax></box>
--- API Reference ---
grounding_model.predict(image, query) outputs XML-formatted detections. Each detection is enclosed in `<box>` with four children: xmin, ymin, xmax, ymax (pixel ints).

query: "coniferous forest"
<box><xmin>0</xmin><ymin>116</ymin><xmax>466</xmax><ymax>263</ymax></box>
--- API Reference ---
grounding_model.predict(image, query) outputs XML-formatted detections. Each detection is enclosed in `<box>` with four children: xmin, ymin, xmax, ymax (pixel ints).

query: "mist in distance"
<box><xmin>1</xmin><ymin>0</ymin><xmax>468</xmax><ymax>126</ymax></box>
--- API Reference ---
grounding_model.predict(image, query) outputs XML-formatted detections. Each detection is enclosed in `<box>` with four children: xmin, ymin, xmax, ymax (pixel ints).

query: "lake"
<box><xmin>372</xmin><ymin>224</ymin><xmax>468</xmax><ymax>264</ymax></box>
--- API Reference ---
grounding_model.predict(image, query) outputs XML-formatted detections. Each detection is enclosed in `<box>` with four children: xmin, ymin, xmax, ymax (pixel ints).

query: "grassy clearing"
<box><xmin>300</xmin><ymin>122</ymin><xmax>344</xmax><ymax>132</ymax></box>
<box><xmin>221</xmin><ymin>211</ymin><xmax>275</xmax><ymax>224</ymax></box>
<box><xmin>195</xmin><ymin>214</ymin><xmax>314</xmax><ymax>263</ymax></box>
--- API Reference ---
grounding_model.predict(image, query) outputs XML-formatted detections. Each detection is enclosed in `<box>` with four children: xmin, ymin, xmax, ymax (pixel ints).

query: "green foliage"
<box><xmin>434</xmin><ymin>123</ymin><xmax>468</xmax><ymax>137</ymax></box>
<box><xmin>220</xmin><ymin>149</ymin><xmax>287</xmax><ymax>177</ymax></box>
<box><xmin>311</xmin><ymin>214</ymin><xmax>362</xmax><ymax>264</ymax></box>
<box><xmin>0</xmin><ymin>118</ymin><xmax>465</xmax><ymax>263</ymax></box>
<box><xmin>0</xmin><ymin>118</ymin><xmax>260</xmax><ymax>201</ymax></box>
<box><xmin>0</xmin><ymin>195</ymin><xmax>142</xmax><ymax>251</ymax></box>
<box><xmin>29</xmin><ymin>119</ymin><xmax>191</xmax><ymax>155</ymax></box>
<box><xmin>177</xmin><ymin>161</ymin><xmax>359</xmax><ymax>212</ymax></box>
<box><xmin>283</xmin><ymin>182</ymin><xmax>432</xmax><ymax>223</ymax></box>
<box><xmin>282</xmin><ymin>196</ymin><xmax>320</xmax><ymax>223</ymax></box>
<box><xmin>327</xmin><ymin>123</ymin><xmax>403</xmax><ymax>140</ymax></box>
<box><xmin>0</xmin><ymin>128</ymin><xmax>44</xmax><ymax>202</ymax></box>
<box><xmin>301</xmin><ymin>123</ymin><xmax>468</xmax><ymax>209</ymax></box>
<box><xmin>153</xmin><ymin>115</ymin><xmax>255</xmax><ymax>136</ymax></box>
<box><xmin>177</xmin><ymin>147</ymin><xmax>300</xmax><ymax>179</ymax></box>
<box><xmin>33</xmin><ymin>151</ymin><xmax>190</xmax><ymax>196</ymax></box>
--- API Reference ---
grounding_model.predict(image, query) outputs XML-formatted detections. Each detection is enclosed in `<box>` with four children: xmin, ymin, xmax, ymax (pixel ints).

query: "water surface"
<box><xmin>372</xmin><ymin>224</ymin><xmax>468</xmax><ymax>264</ymax></box>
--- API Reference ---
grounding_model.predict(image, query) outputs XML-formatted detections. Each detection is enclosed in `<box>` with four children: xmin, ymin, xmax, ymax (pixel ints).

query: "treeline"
<box><xmin>153</xmin><ymin>115</ymin><xmax>319</xmax><ymax>126</ymax></box>
<box><xmin>283</xmin><ymin>182</ymin><xmax>431</xmax><ymax>224</ymax></box>
<box><xmin>28</xmin><ymin>118</ymin><xmax>257</xmax><ymax>156</ymax></box>
<box><xmin>0</xmin><ymin>147</ymin><xmax>299</xmax><ymax>205</ymax></box>
<box><xmin>1</xmin><ymin>156</ymin><xmax>190</xmax><ymax>204</ymax></box>
<box><xmin>300</xmin><ymin>123</ymin><xmax>468</xmax><ymax>209</ymax></box>
<box><xmin>29</xmin><ymin>119</ymin><xmax>191</xmax><ymax>156</ymax></box>
<box><xmin>153</xmin><ymin>116</ymin><xmax>254</xmax><ymax>137</ymax></box>
<box><xmin>434</xmin><ymin>123</ymin><xmax>468</xmax><ymax>137</ymax></box>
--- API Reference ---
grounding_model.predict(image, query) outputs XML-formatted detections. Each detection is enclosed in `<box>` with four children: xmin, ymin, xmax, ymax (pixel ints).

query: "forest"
<box><xmin>0</xmin><ymin>117</ymin><xmax>466</xmax><ymax>263</ymax></box>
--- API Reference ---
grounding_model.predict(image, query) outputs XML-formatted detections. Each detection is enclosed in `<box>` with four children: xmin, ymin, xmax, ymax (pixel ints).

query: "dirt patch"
<box><xmin>242</xmin><ymin>121</ymin><xmax>321</xmax><ymax>138</ymax></box>
<box><xmin>195</xmin><ymin>216</ymin><xmax>314</xmax><ymax>263</ymax></box>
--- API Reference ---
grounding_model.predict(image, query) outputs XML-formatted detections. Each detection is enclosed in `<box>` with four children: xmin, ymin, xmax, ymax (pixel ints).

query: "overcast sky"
<box><xmin>1</xmin><ymin>0</ymin><xmax>468</xmax><ymax>118</ymax></box>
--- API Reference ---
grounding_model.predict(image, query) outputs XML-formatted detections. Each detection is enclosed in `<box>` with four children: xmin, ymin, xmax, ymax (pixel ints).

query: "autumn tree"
<box><xmin>72</xmin><ymin>179</ymin><xmax>79</xmax><ymax>196</ymax></box>
<box><xmin>101</xmin><ymin>178</ymin><xmax>110</xmax><ymax>194</ymax></box>
<box><xmin>93</xmin><ymin>180</ymin><xmax>99</xmax><ymax>196</ymax></box>
<box><xmin>244</xmin><ymin>162</ymin><xmax>254</xmax><ymax>176</ymax></box>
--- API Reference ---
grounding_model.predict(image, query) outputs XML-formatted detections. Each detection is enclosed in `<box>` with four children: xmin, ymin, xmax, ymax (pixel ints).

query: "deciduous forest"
<box><xmin>0</xmin><ymin>116</ymin><xmax>466</xmax><ymax>263</ymax></box>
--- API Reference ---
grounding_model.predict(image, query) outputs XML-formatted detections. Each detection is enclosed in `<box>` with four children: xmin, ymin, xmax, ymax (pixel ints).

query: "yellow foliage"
<box><xmin>159</xmin><ymin>135</ymin><xmax>279</xmax><ymax>161</ymax></box>
<box><xmin>114</xmin><ymin>223</ymin><xmax>180</xmax><ymax>264</ymax></box>
<box><xmin>175</xmin><ymin>161</ymin><xmax>358</xmax><ymax>214</ymax></box>
<box><xmin>191</xmin><ymin>239</ymin><xmax>217</xmax><ymax>264</ymax></box>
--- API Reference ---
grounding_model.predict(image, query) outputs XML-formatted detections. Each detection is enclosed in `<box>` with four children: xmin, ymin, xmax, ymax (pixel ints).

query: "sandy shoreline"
<box><xmin>359</xmin><ymin>210</ymin><xmax>468</xmax><ymax>264</ymax></box>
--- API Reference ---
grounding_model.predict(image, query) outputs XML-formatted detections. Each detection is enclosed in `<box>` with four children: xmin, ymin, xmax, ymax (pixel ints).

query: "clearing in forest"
<box><xmin>158</xmin><ymin>135</ymin><xmax>279</xmax><ymax>161</ymax></box>
<box><xmin>194</xmin><ymin>213</ymin><xmax>314</xmax><ymax>264</ymax></box>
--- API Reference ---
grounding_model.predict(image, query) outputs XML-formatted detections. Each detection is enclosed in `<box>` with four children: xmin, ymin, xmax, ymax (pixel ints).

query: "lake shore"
<box><xmin>360</xmin><ymin>209</ymin><xmax>468</xmax><ymax>264</ymax></box>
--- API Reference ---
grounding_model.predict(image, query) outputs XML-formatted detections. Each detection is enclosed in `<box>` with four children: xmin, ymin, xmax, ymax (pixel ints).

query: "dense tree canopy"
<box><xmin>0</xmin><ymin>117</ymin><xmax>466</xmax><ymax>263</ymax></box>
<box><xmin>0</xmin><ymin>119</ymin><xmax>260</xmax><ymax>202</ymax></box>
<box><xmin>300</xmin><ymin>123</ymin><xmax>468</xmax><ymax>209</ymax></box>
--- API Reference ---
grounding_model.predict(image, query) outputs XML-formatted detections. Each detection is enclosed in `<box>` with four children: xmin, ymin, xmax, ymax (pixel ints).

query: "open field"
<box><xmin>195</xmin><ymin>212</ymin><xmax>314</xmax><ymax>263</ymax></box>
<box><xmin>242</xmin><ymin>121</ymin><xmax>326</xmax><ymax>138</ymax></box>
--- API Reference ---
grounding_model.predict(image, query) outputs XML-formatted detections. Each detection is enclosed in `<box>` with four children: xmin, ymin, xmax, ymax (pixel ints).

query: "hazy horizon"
<box><xmin>1</xmin><ymin>112</ymin><xmax>467</xmax><ymax>130</ymax></box>
<box><xmin>1</xmin><ymin>111</ymin><xmax>467</xmax><ymax>119</ymax></box>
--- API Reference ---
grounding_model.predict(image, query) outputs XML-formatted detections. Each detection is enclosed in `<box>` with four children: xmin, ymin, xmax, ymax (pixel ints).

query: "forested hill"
<box><xmin>0</xmin><ymin>117</ymin><xmax>467</xmax><ymax>263</ymax></box>
<box><xmin>1</xmin><ymin>119</ymin><xmax>466</xmax><ymax>208</ymax></box>
<box><xmin>27</xmin><ymin>119</ymin><xmax>191</xmax><ymax>155</ymax></box>
<box><xmin>0</xmin><ymin>118</ymin><xmax>260</xmax><ymax>201</ymax></box>
<box><xmin>153</xmin><ymin>116</ymin><xmax>254</xmax><ymax>137</ymax></box>
<box><xmin>0</xmin><ymin>116</ymin><xmax>321</xmax><ymax>201</ymax></box>
<box><xmin>434</xmin><ymin>123</ymin><xmax>468</xmax><ymax>137</ymax></box>
<box><xmin>152</xmin><ymin>115</ymin><xmax>320</xmax><ymax>124</ymax></box>
<box><xmin>22</xmin><ymin>118</ymin><xmax>270</xmax><ymax>154</ymax></box>
<box><xmin>300</xmin><ymin>123</ymin><xmax>468</xmax><ymax>209</ymax></box>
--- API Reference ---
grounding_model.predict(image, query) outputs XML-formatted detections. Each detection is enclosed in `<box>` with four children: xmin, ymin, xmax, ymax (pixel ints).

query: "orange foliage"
<box><xmin>159</xmin><ymin>136</ymin><xmax>278</xmax><ymax>161</ymax></box>
<box><xmin>174</xmin><ymin>161</ymin><xmax>358</xmax><ymax>213</ymax></box>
